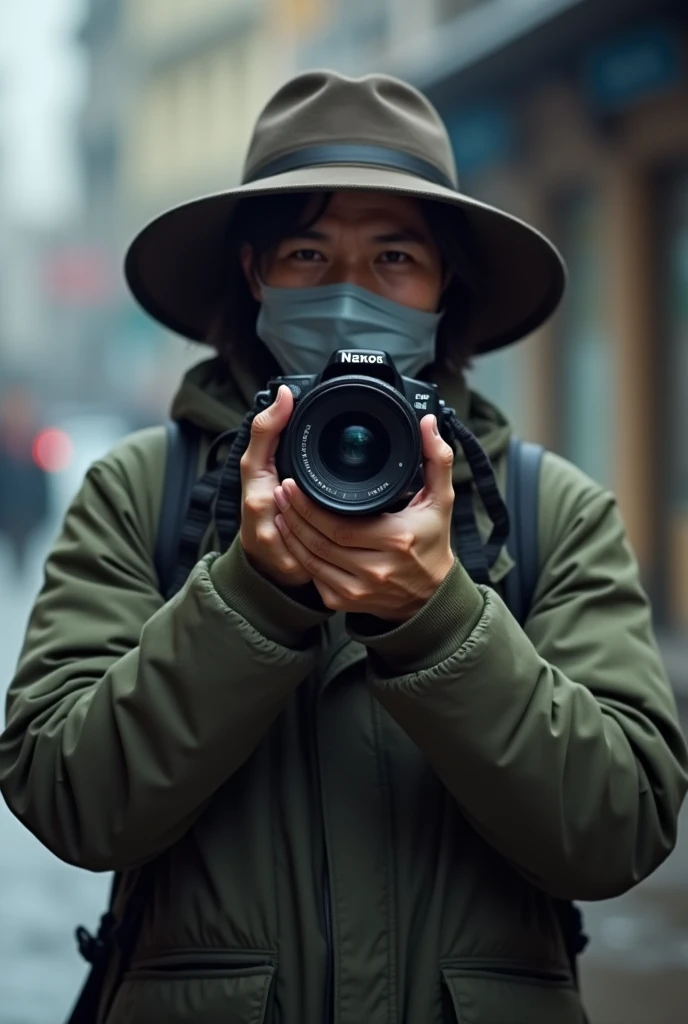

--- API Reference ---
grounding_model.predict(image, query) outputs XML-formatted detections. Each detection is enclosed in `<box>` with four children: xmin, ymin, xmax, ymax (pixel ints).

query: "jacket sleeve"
<box><xmin>0</xmin><ymin>432</ymin><xmax>329</xmax><ymax>872</ymax></box>
<box><xmin>348</xmin><ymin>452</ymin><xmax>688</xmax><ymax>901</ymax></box>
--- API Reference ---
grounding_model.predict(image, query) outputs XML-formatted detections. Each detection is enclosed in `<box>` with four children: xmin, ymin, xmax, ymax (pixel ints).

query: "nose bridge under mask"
<box><xmin>255</xmin><ymin>282</ymin><xmax>443</xmax><ymax>378</ymax></box>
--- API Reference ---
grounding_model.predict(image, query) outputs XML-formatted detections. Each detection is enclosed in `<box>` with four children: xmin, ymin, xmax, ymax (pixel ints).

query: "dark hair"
<box><xmin>208</xmin><ymin>191</ymin><xmax>482</xmax><ymax>382</ymax></box>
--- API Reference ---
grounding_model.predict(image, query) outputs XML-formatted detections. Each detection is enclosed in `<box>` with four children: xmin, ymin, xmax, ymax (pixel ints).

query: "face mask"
<box><xmin>255</xmin><ymin>282</ymin><xmax>443</xmax><ymax>378</ymax></box>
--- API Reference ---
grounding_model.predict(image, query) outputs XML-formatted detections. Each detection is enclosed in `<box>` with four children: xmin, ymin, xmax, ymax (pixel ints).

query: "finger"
<box><xmin>276</xmin><ymin>498</ymin><xmax>364</xmax><ymax>572</ymax></box>
<box><xmin>312</xmin><ymin>580</ymin><xmax>343</xmax><ymax>610</ymax></box>
<box><xmin>280</xmin><ymin>479</ymin><xmax>394</xmax><ymax>549</ymax></box>
<box><xmin>420</xmin><ymin>415</ymin><xmax>455</xmax><ymax>508</ymax></box>
<box><xmin>312</xmin><ymin>579</ymin><xmax>373</xmax><ymax>614</ymax></box>
<box><xmin>275</xmin><ymin>514</ymin><xmax>359</xmax><ymax>591</ymax></box>
<box><xmin>246</xmin><ymin>519</ymin><xmax>305</xmax><ymax>576</ymax></box>
<box><xmin>243</xmin><ymin>386</ymin><xmax>293</xmax><ymax>470</ymax></box>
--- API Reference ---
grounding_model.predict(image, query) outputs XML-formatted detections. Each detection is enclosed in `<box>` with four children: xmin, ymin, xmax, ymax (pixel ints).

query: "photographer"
<box><xmin>1</xmin><ymin>71</ymin><xmax>687</xmax><ymax>1024</ymax></box>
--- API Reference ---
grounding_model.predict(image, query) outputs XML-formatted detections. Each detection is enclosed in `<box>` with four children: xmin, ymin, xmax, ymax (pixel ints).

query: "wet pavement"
<box><xmin>578</xmin><ymin>725</ymin><xmax>688</xmax><ymax>1023</ymax></box>
<box><xmin>0</xmin><ymin>525</ymin><xmax>686</xmax><ymax>1023</ymax></box>
<box><xmin>0</xmin><ymin>530</ymin><xmax>110</xmax><ymax>1024</ymax></box>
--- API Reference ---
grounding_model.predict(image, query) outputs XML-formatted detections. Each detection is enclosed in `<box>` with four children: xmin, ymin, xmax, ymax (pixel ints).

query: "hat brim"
<box><xmin>124</xmin><ymin>164</ymin><xmax>566</xmax><ymax>356</ymax></box>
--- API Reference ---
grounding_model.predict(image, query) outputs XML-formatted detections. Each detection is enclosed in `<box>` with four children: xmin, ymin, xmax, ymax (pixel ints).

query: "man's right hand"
<box><xmin>239</xmin><ymin>385</ymin><xmax>312</xmax><ymax>588</ymax></box>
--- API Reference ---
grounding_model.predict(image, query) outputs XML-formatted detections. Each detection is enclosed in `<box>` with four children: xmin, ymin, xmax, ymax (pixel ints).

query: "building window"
<box><xmin>554</xmin><ymin>192</ymin><xmax>613</xmax><ymax>487</ymax></box>
<box><xmin>464</xmin><ymin>175</ymin><xmax>530</xmax><ymax>436</ymax></box>
<box><xmin>660</xmin><ymin>168</ymin><xmax>688</xmax><ymax>628</ymax></box>
<box><xmin>435</xmin><ymin>0</ymin><xmax>485</xmax><ymax>24</ymax></box>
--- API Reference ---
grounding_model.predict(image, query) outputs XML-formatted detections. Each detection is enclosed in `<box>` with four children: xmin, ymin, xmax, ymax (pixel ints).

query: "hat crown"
<box><xmin>242</xmin><ymin>70</ymin><xmax>459</xmax><ymax>189</ymax></box>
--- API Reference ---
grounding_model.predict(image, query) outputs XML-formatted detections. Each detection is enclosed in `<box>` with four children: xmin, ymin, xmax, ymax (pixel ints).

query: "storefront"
<box><xmin>658</xmin><ymin>166</ymin><xmax>688</xmax><ymax>628</ymax></box>
<box><xmin>431</xmin><ymin>9</ymin><xmax>688</xmax><ymax>637</ymax></box>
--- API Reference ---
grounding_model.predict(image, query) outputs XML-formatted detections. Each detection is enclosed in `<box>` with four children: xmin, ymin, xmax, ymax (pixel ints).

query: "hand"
<box><xmin>273</xmin><ymin>415</ymin><xmax>456</xmax><ymax>621</ymax></box>
<box><xmin>239</xmin><ymin>385</ymin><xmax>312</xmax><ymax>588</ymax></box>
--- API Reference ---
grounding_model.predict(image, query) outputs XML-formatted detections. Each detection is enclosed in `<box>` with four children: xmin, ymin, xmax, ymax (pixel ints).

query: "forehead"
<box><xmin>305</xmin><ymin>190</ymin><xmax>428</xmax><ymax>228</ymax></box>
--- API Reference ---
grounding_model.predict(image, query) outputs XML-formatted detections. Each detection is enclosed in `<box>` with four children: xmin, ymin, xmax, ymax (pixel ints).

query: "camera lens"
<box><xmin>319</xmin><ymin>414</ymin><xmax>390</xmax><ymax>483</ymax></box>
<box><xmin>282</xmin><ymin>377</ymin><xmax>421</xmax><ymax>515</ymax></box>
<box><xmin>338</xmin><ymin>425</ymin><xmax>373</xmax><ymax>468</ymax></box>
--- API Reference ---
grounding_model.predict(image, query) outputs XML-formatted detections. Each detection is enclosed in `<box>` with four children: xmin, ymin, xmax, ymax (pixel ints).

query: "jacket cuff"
<box><xmin>346</xmin><ymin>559</ymin><xmax>485</xmax><ymax>673</ymax></box>
<box><xmin>209</xmin><ymin>538</ymin><xmax>332</xmax><ymax>649</ymax></box>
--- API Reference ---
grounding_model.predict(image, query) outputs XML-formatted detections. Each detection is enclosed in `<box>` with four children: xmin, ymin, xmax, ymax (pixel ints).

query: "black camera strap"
<box><xmin>442</xmin><ymin>409</ymin><xmax>511</xmax><ymax>583</ymax></box>
<box><xmin>214</xmin><ymin>407</ymin><xmax>261</xmax><ymax>553</ymax></box>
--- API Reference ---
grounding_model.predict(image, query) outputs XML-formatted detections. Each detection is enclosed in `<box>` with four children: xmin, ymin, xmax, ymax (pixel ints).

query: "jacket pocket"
<box><xmin>105</xmin><ymin>951</ymin><xmax>276</xmax><ymax>1024</ymax></box>
<box><xmin>441</xmin><ymin>961</ymin><xmax>586</xmax><ymax>1024</ymax></box>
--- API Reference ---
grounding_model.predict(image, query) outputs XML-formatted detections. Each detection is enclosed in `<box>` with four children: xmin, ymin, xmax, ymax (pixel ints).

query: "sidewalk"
<box><xmin>657</xmin><ymin>633</ymin><xmax>688</xmax><ymax>699</ymax></box>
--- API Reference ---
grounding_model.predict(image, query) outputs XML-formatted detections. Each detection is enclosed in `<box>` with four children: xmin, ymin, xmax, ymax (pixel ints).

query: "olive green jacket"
<box><xmin>1</xmin><ymin>357</ymin><xmax>686</xmax><ymax>1024</ymax></box>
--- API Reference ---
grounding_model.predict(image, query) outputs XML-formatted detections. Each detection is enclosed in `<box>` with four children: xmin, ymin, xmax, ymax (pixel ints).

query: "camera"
<box><xmin>256</xmin><ymin>349</ymin><xmax>448</xmax><ymax>515</ymax></box>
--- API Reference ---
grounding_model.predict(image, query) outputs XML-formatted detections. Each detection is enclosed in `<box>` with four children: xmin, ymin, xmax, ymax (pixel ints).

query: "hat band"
<box><xmin>244</xmin><ymin>144</ymin><xmax>455</xmax><ymax>191</ymax></box>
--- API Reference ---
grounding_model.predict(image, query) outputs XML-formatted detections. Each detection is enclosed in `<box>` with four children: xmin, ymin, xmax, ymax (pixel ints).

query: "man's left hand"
<box><xmin>273</xmin><ymin>415</ymin><xmax>456</xmax><ymax>622</ymax></box>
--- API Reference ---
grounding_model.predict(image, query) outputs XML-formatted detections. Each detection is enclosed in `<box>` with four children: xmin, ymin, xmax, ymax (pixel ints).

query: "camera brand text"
<box><xmin>339</xmin><ymin>352</ymin><xmax>385</xmax><ymax>364</ymax></box>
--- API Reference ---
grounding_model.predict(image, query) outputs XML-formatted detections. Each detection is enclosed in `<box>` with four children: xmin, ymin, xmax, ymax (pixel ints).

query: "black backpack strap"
<box><xmin>503</xmin><ymin>436</ymin><xmax>544</xmax><ymax>626</ymax></box>
<box><xmin>154</xmin><ymin>420</ymin><xmax>201</xmax><ymax>598</ymax></box>
<box><xmin>168</xmin><ymin>426</ymin><xmax>241</xmax><ymax>599</ymax></box>
<box><xmin>503</xmin><ymin>436</ymin><xmax>589</xmax><ymax>986</ymax></box>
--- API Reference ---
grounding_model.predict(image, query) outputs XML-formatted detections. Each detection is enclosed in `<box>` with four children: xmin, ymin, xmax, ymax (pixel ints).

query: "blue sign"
<box><xmin>444</xmin><ymin>107</ymin><xmax>512</xmax><ymax>175</ymax></box>
<box><xmin>584</xmin><ymin>23</ymin><xmax>683</xmax><ymax>112</ymax></box>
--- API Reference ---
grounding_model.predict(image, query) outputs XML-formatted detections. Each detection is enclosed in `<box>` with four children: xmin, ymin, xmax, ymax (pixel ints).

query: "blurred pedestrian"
<box><xmin>0</xmin><ymin>387</ymin><xmax>50</xmax><ymax>576</ymax></box>
<box><xmin>1</xmin><ymin>71</ymin><xmax>687</xmax><ymax>1024</ymax></box>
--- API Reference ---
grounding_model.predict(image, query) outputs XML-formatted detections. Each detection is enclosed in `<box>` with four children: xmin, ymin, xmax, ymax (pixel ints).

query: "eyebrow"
<box><xmin>286</xmin><ymin>229</ymin><xmax>329</xmax><ymax>241</ymax></box>
<box><xmin>373</xmin><ymin>229</ymin><xmax>429</xmax><ymax>245</ymax></box>
<box><xmin>285</xmin><ymin>227</ymin><xmax>430</xmax><ymax>245</ymax></box>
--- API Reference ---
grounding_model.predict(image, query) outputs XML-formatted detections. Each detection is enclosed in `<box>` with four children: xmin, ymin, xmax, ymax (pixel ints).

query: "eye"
<box><xmin>291</xmin><ymin>249</ymin><xmax>326</xmax><ymax>262</ymax></box>
<box><xmin>378</xmin><ymin>251</ymin><xmax>413</xmax><ymax>265</ymax></box>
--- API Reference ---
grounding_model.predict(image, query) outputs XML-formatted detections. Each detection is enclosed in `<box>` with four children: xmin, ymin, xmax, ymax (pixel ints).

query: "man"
<box><xmin>1</xmin><ymin>70</ymin><xmax>686</xmax><ymax>1024</ymax></box>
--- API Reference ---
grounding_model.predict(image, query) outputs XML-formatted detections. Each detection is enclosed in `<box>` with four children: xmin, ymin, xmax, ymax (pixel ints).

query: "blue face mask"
<box><xmin>256</xmin><ymin>282</ymin><xmax>444</xmax><ymax>378</ymax></box>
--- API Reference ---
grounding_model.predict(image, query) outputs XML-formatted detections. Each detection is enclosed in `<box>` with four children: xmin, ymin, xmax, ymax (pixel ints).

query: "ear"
<box><xmin>240</xmin><ymin>244</ymin><xmax>262</xmax><ymax>303</ymax></box>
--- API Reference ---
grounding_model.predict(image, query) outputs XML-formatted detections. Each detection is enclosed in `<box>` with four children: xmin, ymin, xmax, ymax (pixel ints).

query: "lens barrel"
<box><xmin>281</xmin><ymin>377</ymin><xmax>421</xmax><ymax>515</ymax></box>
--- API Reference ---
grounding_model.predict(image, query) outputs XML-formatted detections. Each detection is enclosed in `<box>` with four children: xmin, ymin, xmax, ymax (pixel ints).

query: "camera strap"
<box><xmin>443</xmin><ymin>410</ymin><xmax>510</xmax><ymax>583</ymax></box>
<box><xmin>215</xmin><ymin>407</ymin><xmax>261</xmax><ymax>553</ymax></box>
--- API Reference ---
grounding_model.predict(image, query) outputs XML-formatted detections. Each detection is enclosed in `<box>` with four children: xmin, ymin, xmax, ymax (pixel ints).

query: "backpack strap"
<box><xmin>503</xmin><ymin>436</ymin><xmax>544</xmax><ymax>627</ymax></box>
<box><xmin>502</xmin><ymin>436</ymin><xmax>589</xmax><ymax>986</ymax></box>
<box><xmin>167</xmin><ymin>426</ymin><xmax>241</xmax><ymax>600</ymax></box>
<box><xmin>154</xmin><ymin>420</ymin><xmax>202</xmax><ymax>599</ymax></box>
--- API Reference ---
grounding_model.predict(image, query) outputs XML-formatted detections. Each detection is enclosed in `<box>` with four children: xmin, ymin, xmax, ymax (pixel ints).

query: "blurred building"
<box><xmin>301</xmin><ymin>0</ymin><xmax>688</xmax><ymax>650</ymax></box>
<box><xmin>77</xmin><ymin>0</ymin><xmax>325</xmax><ymax>419</ymax></box>
<box><xmin>120</xmin><ymin>0</ymin><xmax>323</xmax><ymax>225</ymax></box>
<box><xmin>70</xmin><ymin>0</ymin><xmax>141</xmax><ymax>415</ymax></box>
<box><xmin>0</xmin><ymin>212</ymin><xmax>88</xmax><ymax>411</ymax></box>
<box><xmin>0</xmin><ymin>100</ymin><xmax>61</xmax><ymax>396</ymax></box>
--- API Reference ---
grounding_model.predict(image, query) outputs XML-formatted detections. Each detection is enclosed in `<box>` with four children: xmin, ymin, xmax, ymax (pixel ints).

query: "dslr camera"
<box><xmin>257</xmin><ymin>349</ymin><xmax>449</xmax><ymax>515</ymax></box>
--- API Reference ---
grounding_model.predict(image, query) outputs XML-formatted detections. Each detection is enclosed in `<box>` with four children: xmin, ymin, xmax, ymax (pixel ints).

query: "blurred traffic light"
<box><xmin>31</xmin><ymin>428</ymin><xmax>74</xmax><ymax>473</ymax></box>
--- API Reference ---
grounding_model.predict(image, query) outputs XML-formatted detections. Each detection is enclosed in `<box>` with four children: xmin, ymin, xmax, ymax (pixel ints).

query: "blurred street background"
<box><xmin>1</xmin><ymin>1</ymin><xmax>687</xmax><ymax>1022</ymax></box>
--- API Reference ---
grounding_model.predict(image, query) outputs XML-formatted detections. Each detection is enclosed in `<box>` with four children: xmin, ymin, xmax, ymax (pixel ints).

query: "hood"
<box><xmin>170</xmin><ymin>356</ymin><xmax>513</xmax><ymax>484</ymax></box>
<box><xmin>170</xmin><ymin>356</ymin><xmax>259</xmax><ymax>435</ymax></box>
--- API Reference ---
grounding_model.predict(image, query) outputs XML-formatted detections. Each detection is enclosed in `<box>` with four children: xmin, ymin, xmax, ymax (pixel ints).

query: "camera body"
<box><xmin>256</xmin><ymin>349</ymin><xmax>447</xmax><ymax>515</ymax></box>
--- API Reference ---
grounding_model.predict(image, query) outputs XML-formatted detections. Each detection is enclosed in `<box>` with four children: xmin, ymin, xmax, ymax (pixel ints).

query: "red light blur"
<box><xmin>32</xmin><ymin>429</ymin><xmax>74</xmax><ymax>473</ymax></box>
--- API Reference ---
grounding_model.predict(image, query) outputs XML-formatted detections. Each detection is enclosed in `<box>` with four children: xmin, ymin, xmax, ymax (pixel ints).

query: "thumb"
<box><xmin>420</xmin><ymin>415</ymin><xmax>455</xmax><ymax>507</ymax></box>
<box><xmin>246</xmin><ymin>385</ymin><xmax>294</xmax><ymax>468</ymax></box>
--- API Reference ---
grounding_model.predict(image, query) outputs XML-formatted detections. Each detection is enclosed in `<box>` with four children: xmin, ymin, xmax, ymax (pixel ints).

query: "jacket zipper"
<box><xmin>321</xmin><ymin>860</ymin><xmax>334</xmax><ymax>1023</ymax></box>
<box><xmin>310</xmin><ymin>680</ymin><xmax>334</xmax><ymax>1024</ymax></box>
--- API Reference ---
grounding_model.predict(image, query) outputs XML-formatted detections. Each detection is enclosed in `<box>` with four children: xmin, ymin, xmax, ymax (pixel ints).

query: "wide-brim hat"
<box><xmin>125</xmin><ymin>70</ymin><xmax>567</xmax><ymax>355</ymax></box>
